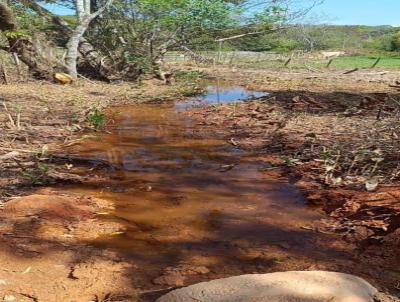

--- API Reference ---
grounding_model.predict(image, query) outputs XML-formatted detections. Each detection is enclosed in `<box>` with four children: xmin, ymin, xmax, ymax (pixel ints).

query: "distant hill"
<box><xmin>217</xmin><ymin>25</ymin><xmax>400</xmax><ymax>53</ymax></box>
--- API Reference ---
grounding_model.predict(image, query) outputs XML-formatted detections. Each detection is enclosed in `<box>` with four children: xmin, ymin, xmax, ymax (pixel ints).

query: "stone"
<box><xmin>153</xmin><ymin>272</ymin><xmax>186</xmax><ymax>287</ymax></box>
<box><xmin>3</xmin><ymin>295</ymin><xmax>16</xmax><ymax>302</ymax></box>
<box><xmin>54</xmin><ymin>73</ymin><xmax>74</xmax><ymax>85</ymax></box>
<box><xmin>156</xmin><ymin>271</ymin><xmax>378</xmax><ymax>302</ymax></box>
<box><xmin>0</xmin><ymin>151</ymin><xmax>20</xmax><ymax>161</ymax></box>
<box><xmin>189</xmin><ymin>266</ymin><xmax>210</xmax><ymax>275</ymax></box>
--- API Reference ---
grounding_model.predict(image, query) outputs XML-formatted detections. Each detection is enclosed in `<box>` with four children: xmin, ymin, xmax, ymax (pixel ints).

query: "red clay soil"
<box><xmin>185</xmin><ymin>89</ymin><xmax>400</xmax><ymax>297</ymax></box>
<box><xmin>1</xmin><ymin>74</ymin><xmax>400</xmax><ymax>301</ymax></box>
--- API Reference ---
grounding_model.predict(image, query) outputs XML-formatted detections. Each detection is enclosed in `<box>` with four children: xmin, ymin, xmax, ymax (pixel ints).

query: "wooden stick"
<box><xmin>0</xmin><ymin>63</ymin><xmax>8</xmax><ymax>84</ymax></box>
<box><xmin>2</xmin><ymin>102</ymin><xmax>15</xmax><ymax>127</ymax></box>
<box><xmin>283</xmin><ymin>52</ymin><xmax>294</xmax><ymax>67</ymax></box>
<box><xmin>343</xmin><ymin>68</ymin><xmax>359</xmax><ymax>75</ymax></box>
<box><xmin>326</xmin><ymin>59</ymin><xmax>333</xmax><ymax>68</ymax></box>
<box><xmin>77</xmin><ymin>73</ymin><xmax>96</xmax><ymax>84</ymax></box>
<box><xmin>0</xmin><ymin>147</ymin><xmax>37</xmax><ymax>153</ymax></box>
<box><xmin>12</xmin><ymin>52</ymin><xmax>22</xmax><ymax>81</ymax></box>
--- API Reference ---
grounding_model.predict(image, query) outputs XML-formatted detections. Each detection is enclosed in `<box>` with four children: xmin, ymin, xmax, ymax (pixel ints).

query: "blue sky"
<box><xmin>44</xmin><ymin>0</ymin><xmax>400</xmax><ymax>26</ymax></box>
<box><xmin>313</xmin><ymin>0</ymin><xmax>400</xmax><ymax>26</ymax></box>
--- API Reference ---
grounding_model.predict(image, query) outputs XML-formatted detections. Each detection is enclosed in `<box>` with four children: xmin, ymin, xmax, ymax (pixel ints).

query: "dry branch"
<box><xmin>0</xmin><ymin>63</ymin><xmax>8</xmax><ymax>84</ymax></box>
<box><xmin>343</xmin><ymin>68</ymin><xmax>359</xmax><ymax>75</ymax></box>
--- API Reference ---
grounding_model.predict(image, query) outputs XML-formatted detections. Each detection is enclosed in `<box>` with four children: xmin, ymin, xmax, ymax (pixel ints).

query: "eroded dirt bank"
<box><xmin>1</xmin><ymin>74</ymin><xmax>400</xmax><ymax>301</ymax></box>
<box><xmin>186</xmin><ymin>81</ymin><xmax>400</xmax><ymax>297</ymax></box>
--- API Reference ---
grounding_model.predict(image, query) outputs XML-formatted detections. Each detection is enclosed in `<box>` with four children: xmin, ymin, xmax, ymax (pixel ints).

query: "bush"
<box><xmin>391</xmin><ymin>32</ymin><xmax>400</xmax><ymax>51</ymax></box>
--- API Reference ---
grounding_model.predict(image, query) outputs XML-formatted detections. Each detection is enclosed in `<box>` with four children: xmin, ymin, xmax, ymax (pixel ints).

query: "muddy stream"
<box><xmin>54</xmin><ymin>81</ymin><xmax>354</xmax><ymax>290</ymax></box>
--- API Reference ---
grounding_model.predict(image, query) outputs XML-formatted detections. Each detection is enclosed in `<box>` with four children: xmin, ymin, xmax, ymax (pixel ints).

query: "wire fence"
<box><xmin>165</xmin><ymin>50</ymin><xmax>400</xmax><ymax>71</ymax></box>
<box><xmin>1</xmin><ymin>47</ymin><xmax>399</xmax><ymax>84</ymax></box>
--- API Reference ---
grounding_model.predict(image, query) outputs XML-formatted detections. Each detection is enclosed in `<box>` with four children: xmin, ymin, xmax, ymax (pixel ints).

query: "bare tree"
<box><xmin>19</xmin><ymin>0</ymin><xmax>123</xmax><ymax>80</ymax></box>
<box><xmin>292</xmin><ymin>23</ymin><xmax>329</xmax><ymax>51</ymax></box>
<box><xmin>65</xmin><ymin>0</ymin><xmax>113</xmax><ymax>78</ymax></box>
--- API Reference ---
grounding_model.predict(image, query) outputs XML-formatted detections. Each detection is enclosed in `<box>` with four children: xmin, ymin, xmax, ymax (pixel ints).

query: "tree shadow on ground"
<box><xmin>1</xmin><ymin>93</ymin><xmax>399</xmax><ymax>301</ymax></box>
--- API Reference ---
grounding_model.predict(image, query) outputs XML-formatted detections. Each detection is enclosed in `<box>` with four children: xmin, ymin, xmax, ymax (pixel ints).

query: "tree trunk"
<box><xmin>0</xmin><ymin>2</ymin><xmax>15</xmax><ymax>30</ymax></box>
<box><xmin>14</xmin><ymin>0</ymin><xmax>139</xmax><ymax>81</ymax></box>
<box><xmin>18</xmin><ymin>0</ymin><xmax>116</xmax><ymax>80</ymax></box>
<box><xmin>65</xmin><ymin>25</ymin><xmax>88</xmax><ymax>78</ymax></box>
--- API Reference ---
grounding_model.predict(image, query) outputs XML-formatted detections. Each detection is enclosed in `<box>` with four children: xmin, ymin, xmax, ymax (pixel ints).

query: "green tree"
<box><xmin>87</xmin><ymin>0</ymin><xmax>285</xmax><ymax>71</ymax></box>
<box><xmin>391</xmin><ymin>32</ymin><xmax>400</xmax><ymax>51</ymax></box>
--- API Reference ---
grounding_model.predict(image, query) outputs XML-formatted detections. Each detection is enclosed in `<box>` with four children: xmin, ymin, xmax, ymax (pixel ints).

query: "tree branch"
<box><xmin>89</xmin><ymin>0</ymin><xmax>113</xmax><ymax>20</ymax></box>
<box><xmin>19</xmin><ymin>0</ymin><xmax>73</xmax><ymax>34</ymax></box>
<box><xmin>215</xmin><ymin>25</ymin><xmax>289</xmax><ymax>42</ymax></box>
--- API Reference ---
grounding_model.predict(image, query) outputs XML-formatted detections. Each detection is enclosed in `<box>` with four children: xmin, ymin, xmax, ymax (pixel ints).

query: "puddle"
<box><xmin>58</xmin><ymin>83</ymin><xmax>337</xmax><ymax>270</ymax></box>
<box><xmin>174</xmin><ymin>80</ymin><xmax>269</xmax><ymax>109</ymax></box>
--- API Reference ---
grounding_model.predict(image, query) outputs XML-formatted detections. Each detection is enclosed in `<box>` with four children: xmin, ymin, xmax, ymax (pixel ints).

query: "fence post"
<box><xmin>371</xmin><ymin>57</ymin><xmax>381</xmax><ymax>69</ymax></box>
<box><xmin>229</xmin><ymin>52</ymin><xmax>236</xmax><ymax>66</ymax></box>
<box><xmin>217</xmin><ymin>41</ymin><xmax>222</xmax><ymax>64</ymax></box>
<box><xmin>284</xmin><ymin>53</ymin><xmax>294</xmax><ymax>67</ymax></box>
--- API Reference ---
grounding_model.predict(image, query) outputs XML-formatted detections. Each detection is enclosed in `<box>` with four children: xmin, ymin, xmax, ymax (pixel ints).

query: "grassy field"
<box><xmin>312</xmin><ymin>55</ymin><xmax>400</xmax><ymax>69</ymax></box>
<box><xmin>237</xmin><ymin>55</ymin><xmax>400</xmax><ymax>70</ymax></box>
<box><xmin>167</xmin><ymin>51</ymin><xmax>400</xmax><ymax>70</ymax></box>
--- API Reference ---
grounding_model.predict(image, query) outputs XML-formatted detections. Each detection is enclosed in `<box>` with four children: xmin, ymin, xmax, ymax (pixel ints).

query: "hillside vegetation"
<box><xmin>196</xmin><ymin>25</ymin><xmax>400</xmax><ymax>54</ymax></box>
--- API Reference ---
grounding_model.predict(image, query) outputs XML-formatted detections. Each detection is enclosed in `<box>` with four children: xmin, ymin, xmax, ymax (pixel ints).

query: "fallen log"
<box><xmin>0</xmin><ymin>3</ymin><xmax>61</xmax><ymax>80</ymax></box>
<box><xmin>20</xmin><ymin>0</ymin><xmax>139</xmax><ymax>81</ymax></box>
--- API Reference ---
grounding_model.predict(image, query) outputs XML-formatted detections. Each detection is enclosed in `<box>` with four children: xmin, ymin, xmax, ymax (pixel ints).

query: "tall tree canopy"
<box><xmin>1</xmin><ymin>0</ymin><xmax>322</xmax><ymax>80</ymax></box>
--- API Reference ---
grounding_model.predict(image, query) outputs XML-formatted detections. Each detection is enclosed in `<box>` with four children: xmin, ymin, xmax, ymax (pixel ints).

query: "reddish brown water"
<box><xmin>58</xmin><ymin>86</ymin><xmax>349</xmax><ymax>279</ymax></box>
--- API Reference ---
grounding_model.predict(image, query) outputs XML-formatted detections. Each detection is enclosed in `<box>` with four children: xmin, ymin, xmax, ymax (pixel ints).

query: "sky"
<box><xmin>312</xmin><ymin>0</ymin><xmax>400</xmax><ymax>26</ymax></box>
<box><xmin>44</xmin><ymin>0</ymin><xmax>400</xmax><ymax>27</ymax></box>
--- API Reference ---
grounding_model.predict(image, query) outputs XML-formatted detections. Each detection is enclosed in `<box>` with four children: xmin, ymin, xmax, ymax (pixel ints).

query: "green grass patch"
<box><xmin>315</xmin><ymin>55</ymin><xmax>400</xmax><ymax>69</ymax></box>
<box><xmin>174</xmin><ymin>70</ymin><xmax>207</xmax><ymax>81</ymax></box>
<box><xmin>236</xmin><ymin>54</ymin><xmax>400</xmax><ymax>70</ymax></box>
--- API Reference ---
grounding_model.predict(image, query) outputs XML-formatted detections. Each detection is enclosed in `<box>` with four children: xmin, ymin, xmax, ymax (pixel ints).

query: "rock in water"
<box><xmin>156</xmin><ymin>271</ymin><xmax>378</xmax><ymax>302</ymax></box>
<box><xmin>54</xmin><ymin>73</ymin><xmax>73</xmax><ymax>84</ymax></box>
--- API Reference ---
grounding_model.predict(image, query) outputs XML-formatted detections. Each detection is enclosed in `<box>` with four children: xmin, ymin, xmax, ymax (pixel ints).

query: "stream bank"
<box><xmin>0</xmin><ymin>78</ymin><xmax>399</xmax><ymax>301</ymax></box>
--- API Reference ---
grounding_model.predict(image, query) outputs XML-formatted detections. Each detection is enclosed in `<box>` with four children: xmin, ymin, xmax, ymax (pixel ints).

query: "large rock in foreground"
<box><xmin>156</xmin><ymin>271</ymin><xmax>378</xmax><ymax>302</ymax></box>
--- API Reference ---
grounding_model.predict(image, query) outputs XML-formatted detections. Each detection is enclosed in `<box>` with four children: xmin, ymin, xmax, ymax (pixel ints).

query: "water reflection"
<box><xmin>175</xmin><ymin>80</ymin><xmax>269</xmax><ymax>109</ymax></box>
<box><xmin>61</xmin><ymin>83</ymin><xmax>323</xmax><ymax>264</ymax></box>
